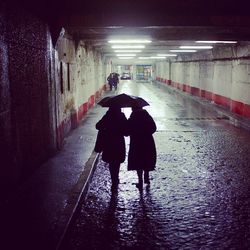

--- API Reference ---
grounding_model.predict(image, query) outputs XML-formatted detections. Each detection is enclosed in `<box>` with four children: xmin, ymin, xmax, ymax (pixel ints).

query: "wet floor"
<box><xmin>60</xmin><ymin>80</ymin><xmax>250</xmax><ymax>250</ymax></box>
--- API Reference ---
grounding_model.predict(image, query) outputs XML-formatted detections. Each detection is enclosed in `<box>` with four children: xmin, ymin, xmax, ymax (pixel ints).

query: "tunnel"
<box><xmin>1</xmin><ymin>1</ymin><xmax>250</xmax><ymax>249</ymax></box>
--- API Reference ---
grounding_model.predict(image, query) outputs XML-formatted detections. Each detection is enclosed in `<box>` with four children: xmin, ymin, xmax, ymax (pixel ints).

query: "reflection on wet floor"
<box><xmin>61</xmin><ymin>81</ymin><xmax>250</xmax><ymax>250</ymax></box>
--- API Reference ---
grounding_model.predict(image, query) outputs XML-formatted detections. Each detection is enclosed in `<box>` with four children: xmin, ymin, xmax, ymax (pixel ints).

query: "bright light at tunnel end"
<box><xmin>108</xmin><ymin>39</ymin><xmax>152</xmax><ymax>44</ymax></box>
<box><xmin>196</xmin><ymin>41</ymin><xmax>237</xmax><ymax>44</ymax></box>
<box><xmin>170</xmin><ymin>50</ymin><xmax>197</xmax><ymax>53</ymax></box>
<box><xmin>157</xmin><ymin>54</ymin><xmax>177</xmax><ymax>57</ymax></box>
<box><xmin>117</xmin><ymin>57</ymin><xmax>134</xmax><ymax>59</ymax></box>
<box><xmin>180</xmin><ymin>46</ymin><xmax>213</xmax><ymax>49</ymax></box>
<box><xmin>115</xmin><ymin>50</ymin><xmax>142</xmax><ymax>53</ymax></box>
<box><xmin>150</xmin><ymin>56</ymin><xmax>166</xmax><ymax>59</ymax></box>
<box><xmin>116</xmin><ymin>54</ymin><xmax>136</xmax><ymax>57</ymax></box>
<box><xmin>112</xmin><ymin>45</ymin><xmax>145</xmax><ymax>49</ymax></box>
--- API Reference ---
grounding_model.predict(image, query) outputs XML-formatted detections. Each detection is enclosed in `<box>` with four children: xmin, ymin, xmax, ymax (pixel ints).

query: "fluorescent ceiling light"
<box><xmin>116</xmin><ymin>54</ymin><xmax>136</xmax><ymax>57</ymax></box>
<box><xmin>180</xmin><ymin>46</ymin><xmax>213</xmax><ymax>49</ymax></box>
<box><xmin>112</xmin><ymin>45</ymin><xmax>145</xmax><ymax>49</ymax></box>
<box><xmin>150</xmin><ymin>56</ymin><xmax>166</xmax><ymax>59</ymax></box>
<box><xmin>118</xmin><ymin>57</ymin><xmax>134</xmax><ymax>59</ymax></box>
<box><xmin>170</xmin><ymin>50</ymin><xmax>197</xmax><ymax>52</ymax></box>
<box><xmin>138</xmin><ymin>57</ymin><xmax>151</xmax><ymax>59</ymax></box>
<box><xmin>196</xmin><ymin>41</ymin><xmax>237</xmax><ymax>44</ymax></box>
<box><xmin>114</xmin><ymin>50</ymin><xmax>142</xmax><ymax>53</ymax></box>
<box><xmin>157</xmin><ymin>54</ymin><xmax>177</xmax><ymax>57</ymax></box>
<box><xmin>108</xmin><ymin>39</ymin><xmax>152</xmax><ymax>44</ymax></box>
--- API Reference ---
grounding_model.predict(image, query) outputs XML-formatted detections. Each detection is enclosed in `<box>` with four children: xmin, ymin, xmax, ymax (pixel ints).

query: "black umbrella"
<box><xmin>97</xmin><ymin>93</ymin><xmax>149</xmax><ymax>108</ymax></box>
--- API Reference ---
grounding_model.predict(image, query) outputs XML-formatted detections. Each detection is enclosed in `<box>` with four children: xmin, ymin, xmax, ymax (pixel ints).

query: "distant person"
<box><xmin>95</xmin><ymin>106</ymin><xmax>128</xmax><ymax>190</ymax></box>
<box><xmin>107</xmin><ymin>73</ymin><xmax>114</xmax><ymax>91</ymax></box>
<box><xmin>127</xmin><ymin>106</ymin><xmax>157</xmax><ymax>190</ymax></box>
<box><xmin>112</xmin><ymin>73</ymin><xmax>119</xmax><ymax>90</ymax></box>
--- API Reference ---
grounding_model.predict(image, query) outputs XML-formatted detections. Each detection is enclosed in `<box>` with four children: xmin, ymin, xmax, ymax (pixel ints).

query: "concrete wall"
<box><xmin>55</xmin><ymin>38</ymin><xmax>106</xmax><ymax>148</ymax></box>
<box><xmin>0</xmin><ymin>5</ymin><xmax>54</xmax><ymax>188</ymax></box>
<box><xmin>0</xmin><ymin>4</ymin><xmax>15</xmax><ymax>188</ymax></box>
<box><xmin>0</xmin><ymin>5</ymin><xmax>107</xmax><ymax>191</ymax></box>
<box><xmin>155</xmin><ymin>45</ymin><xmax>250</xmax><ymax>119</ymax></box>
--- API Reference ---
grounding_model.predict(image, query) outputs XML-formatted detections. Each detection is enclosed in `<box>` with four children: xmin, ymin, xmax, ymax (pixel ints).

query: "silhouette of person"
<box><xmin>95</xmin><ymin>106</ymin><xmax>127</xmax><ymax>190</ymax></box>
<box><xmin>107</xmin><ymin>73</ymin><xmax>114</xmax><ymax>91</ymax></box>
<box><xmin>127</xmin><ymin>106</ymin><xmax>157</xmax><ymax>190</ymax></box>
<box><xmin>112</xmin><ymin>73</ymin><xmax>119</xmax><ymax>90</ymax></box>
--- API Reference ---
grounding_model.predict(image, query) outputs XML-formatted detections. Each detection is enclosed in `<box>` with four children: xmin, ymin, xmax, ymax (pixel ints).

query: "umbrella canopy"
<box><xmin>97</xmin><ymin>93</ymin><xmax>149</xmax><ymax>108</ymax></box>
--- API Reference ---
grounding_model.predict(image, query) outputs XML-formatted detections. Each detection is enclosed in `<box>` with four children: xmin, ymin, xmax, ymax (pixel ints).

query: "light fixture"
<box><xmin>112</xmin><ymin>45</ymin><xmax>145</xmax><ymax>49</ymax></box>
<box><xmin>108</xmin><ymin>39</ymin><xmax>152</xmax><ymax>44</ymax></box>
<box><xmin>150</xmin><ymin>56</ymin><xmax>166</xmax><ymax>59</ymax></box>
<box><xmin>114</xmin><ymin>50</ymin><xmax>142</xmax><ymax>53</ymax></box>
<box><xmin>138</xmin><ymin>57</ymin><xmax>151</xmax><ymax>59</ymax></box>
<box><xmin>116</xmin><ymin>54</ymin><xmax>136</xmax><ymax>57</ymax></box>
<box><xmin>196</xmin><ymin>41</ymin><xmax>237</xmax><ymax>44</ymax></box>
<box><xmin>180</xmin><ymin>46</ymin><xmax>213</xmax><ymax>49</ymax></box>
<box><xmin>118</xmin><ymin>57</ymin><xmax>134</xmax><ymax>59</ymax></box>
<box><xmin>170</xmin><ymin>50</ymin><xmax>197</xmax><ymax>52</ymax></box>
<box><xmin>157</xmin><ymin>54</ymin><xmax>177</xmax><ymax>57</ymax></box>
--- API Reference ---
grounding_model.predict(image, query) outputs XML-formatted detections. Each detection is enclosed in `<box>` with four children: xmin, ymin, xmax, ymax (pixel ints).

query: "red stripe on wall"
<box><xmin>212</xmin><ymin>93</ymin><xmax>230</xmax><ymax>108</ymax></box>
<box><xmin>231</xmin><ymin>100</ymin><xmax>244</xmax><ymax>115</ymax></box>
<box><xmin>88</xmin><ymin>95</ymin><xmax>95</xmax><ymax>108</ymax></box>
<box><xmin>157</xmin><ymin>77</ymin><xmax>250</xmax><ymax>120</ymax></box>
<box><xmin>180</xmin><ymin>83</ymin><xmax>185</xmax><ymax>91</ymax></box>
<box><xmin>56</xmin><ymin>85</ymin><xmax>107</xmax><ymax>148</ymax></box>
<box><xmin>71</xmin><ymin>111</ymin><xmax>78</xmax><ymax>129</ymax></box>
<box><xmin>186</xmin><ymin>85</ymin><xmax>192</xmax><ymax>94</ymax></box>
<box><xmin>178</xmin><ymin>82</ymin><xmax>181</xmax><ymax>89</ymax></box>
<box><xmin>190</xmin><ymin>86</ymin><xmax>200</xmax><ymax>96</ymax></box>
<box><xmin>243</xmin><ymin>103</ymin><xmax>250</xmax><ymax>118</ymax></box>
<box><xmin>78</xmin><ymin>102</ymin><xmax>88</xmax><ymax>121</ymax></box>
<box><xmin>183</xmin><ymin>84</ymin><xmax>187</xmax><ymax>92</ymax></box>
<box><xmin>95</xmin><ymin>90</ymin><xmax>101</xmax><ymax>99</ymax></box>
<box><xmin>201</xmin><ymin>90</ymin><xmax>213</xmax><ymax>101</ymax></box>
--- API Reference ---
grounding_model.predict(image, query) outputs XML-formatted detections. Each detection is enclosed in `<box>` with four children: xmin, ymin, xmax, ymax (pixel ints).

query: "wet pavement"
<box><xmin>60</xmin><ymin>80</ymin><xmax>250</xmax><ymax>250</ymax></box>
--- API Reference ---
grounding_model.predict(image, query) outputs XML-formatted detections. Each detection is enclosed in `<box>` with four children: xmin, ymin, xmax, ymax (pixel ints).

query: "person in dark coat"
<box><xmin>127</xmin><ymin>106</ymin><xmax>157</xmax><ymax>189</ymax></box>
<box><xmin>95</xmin><ymin>106</ymin><xmax>127</xmax><ymax>189</ymax></box>
<box><xmin>112</xmin><ymin>73</ymin><xmax>119</xmax><ymax>90</ymax></box>
<box><xmin>107</xmin><ymin>73</ymin><xmax>114</xmax><ymax>91</ymax></box>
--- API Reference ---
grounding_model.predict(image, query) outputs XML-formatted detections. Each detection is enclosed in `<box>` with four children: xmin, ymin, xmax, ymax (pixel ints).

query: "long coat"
<box><xmin>107</xmin><ymin>74</ymin><xmax>114</xmax><ymax>85</ymax></box>
<box><xmin>127</xmin><ymin>109</ymin><xmax>157</xmax><ymax>171</ymax></box>
<box><xmin>95</xmin><ymin>108</ymin><xmax>127</xmax><ymax>163</ymax></box>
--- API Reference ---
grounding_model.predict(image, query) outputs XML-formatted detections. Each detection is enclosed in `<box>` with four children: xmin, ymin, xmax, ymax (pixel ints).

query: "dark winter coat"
<box><xmin>112</xmin><ymin>73</ymin><xmax>119</xmax><ymax>84</ymax></box>
<box><xmin>127</xmin><ymin>109</ymin><xmax>157</xmax><ymax>171</ymax></box>
<box><xmin>107</xmin><ymin>74</ymin><xmax>114</xmax><ymax>85</ymax></box>
<box><xmin>95</xmin><ymin>108</ymin><xmax>127</xmax><ymax>163</ymax></box>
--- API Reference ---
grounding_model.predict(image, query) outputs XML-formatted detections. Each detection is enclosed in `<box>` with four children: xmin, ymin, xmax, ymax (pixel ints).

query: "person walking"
<box><xmin>112</xmin><ymin>73</ymin><xmax>119</xmax><ymax>90</ymax></box>
<box><xmin>127</xmin><ymin>106</ymin><xmax>157</xmax><ymax>190</ymax></box>
<box><xmin>107</xmin><ymin>73</ymin><xmax>114</xmax><ymax>91</ymax></box>
<box><xmin>95</xmin><ymin>106</ymin><xmax>128</xmax><ymax>190</ymax></box>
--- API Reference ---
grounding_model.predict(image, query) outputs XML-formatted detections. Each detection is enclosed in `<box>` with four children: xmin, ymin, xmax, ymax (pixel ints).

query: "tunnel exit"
<box><xmin>114</xmin><ymin>65</ymin><xmax>153</xmax><ymax>82</ymax></box>
<box><xmin>135</xmin><ymin>64</ymin><xmax>152</xmax><ymax>81</ymax></box>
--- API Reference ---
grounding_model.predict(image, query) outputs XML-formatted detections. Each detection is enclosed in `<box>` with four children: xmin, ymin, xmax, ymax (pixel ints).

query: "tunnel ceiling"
<box><xmin>58</xmin><ymin>0</ymin><xmax>250</xmax><ymax>58</ymax></box>
<box><xmin>64</xmin><ymin>26</ymin><xmax>250</xmax><ymax>57</ymax></box>
<box><xmin>7</xmin><ymin>0</ymin><xmax>250</xmax><ymax>57</ymax></box>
